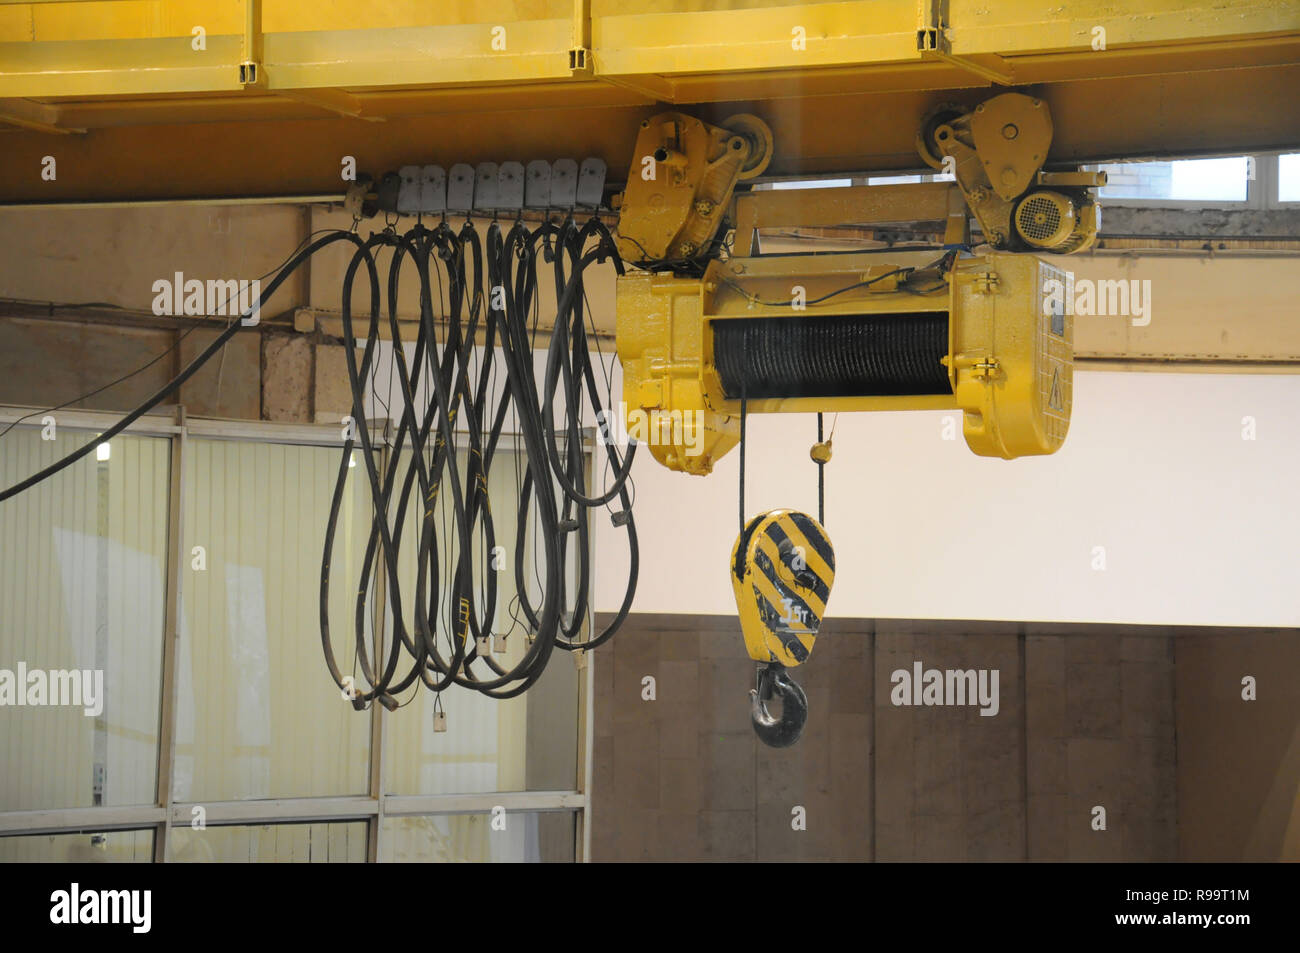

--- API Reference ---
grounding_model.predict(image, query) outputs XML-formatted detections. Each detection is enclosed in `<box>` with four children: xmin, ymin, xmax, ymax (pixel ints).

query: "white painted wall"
<box><xmin>593</xmin><ymin>368</ymin><xmax>1300</xmax><ymax>627</ymax></box>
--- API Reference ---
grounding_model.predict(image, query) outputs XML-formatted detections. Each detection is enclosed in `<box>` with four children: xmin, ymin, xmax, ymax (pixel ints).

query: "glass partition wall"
<box><xmin>0</xmin><ymin>407</ymin><xmax>593</xmax><ymax>863</ymax></box>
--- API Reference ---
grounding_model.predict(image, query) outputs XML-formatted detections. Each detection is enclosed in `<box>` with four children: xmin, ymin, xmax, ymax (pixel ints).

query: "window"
<box><xmin>0</xmin><ymin>409</ymin><xmax>593</xmax><ymax>862</ymax></box>
<box><xmin>769</xmin><ymin>178</ymin><xmax>852</xmax><ymax>190</ymax></box>
<box><xmin>1278</xmin><ymin>153</ymin><xmax>1300</xmax><ymax>203</ymax></box>
<box><xmin>867</xmin><ymin>172</ymin><xmax>955</xmax><ymax>185</ymax></box>
<box><xmin>177</xmin><ymin>439</ymin><xmax>375</xmax><ymax>801</ymax></box>
<box><xmin>383</xmin><ymin>450</ymin><xmax>580</xmax><ymax>796</ymax></box>
<box><xmin>1094</xmin><ymin>157</ymin><xmax>1251</xmax><ymax>202</ymax></box>
<box><xmin>0</xmin><ymin>828</ymin><xmax>154</xmax><ymax>862</ymax></box>
<box><xmin>380</xmin><ymin>812</ymin><xmax>576</xmax><ymax>862</ymax></box>
<box><xmin>0</xmin><ymin>429</ymin><xmax>169</xmax><ymax>813</ymax></box>
<box><xmin>1087</xmin><ymin>153</ymin><xmax>1297</xmax><ymax>209</ymax></box>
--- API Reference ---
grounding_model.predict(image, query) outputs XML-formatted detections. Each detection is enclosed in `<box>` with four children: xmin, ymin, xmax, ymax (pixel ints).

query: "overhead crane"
<box><xmin>2</xmin><ymin>1</ymin><xmax>1298</xmax><ymax>746</ymax></box>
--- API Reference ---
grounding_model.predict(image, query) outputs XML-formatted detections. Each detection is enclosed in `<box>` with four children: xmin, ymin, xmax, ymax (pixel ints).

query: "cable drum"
<box><xmin>712</xmin><ymin>314</ymin><xmax>951</xmax><ymax>400</ymax></box>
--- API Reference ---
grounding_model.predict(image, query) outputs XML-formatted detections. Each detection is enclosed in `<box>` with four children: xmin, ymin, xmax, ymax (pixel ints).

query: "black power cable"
<box><xmin>0</xmin><ymin>215</ymin><xmax>640</xmax><ymax>712</ymax></box>
<box><xmin>315</xmin><ymin>216</ymin><xmax>639</xmax><ymax>704</ymax></box>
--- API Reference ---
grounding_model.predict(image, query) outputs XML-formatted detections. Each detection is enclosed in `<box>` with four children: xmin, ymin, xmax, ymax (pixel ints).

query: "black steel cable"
<box><xmin>817</xmin><ymin>412</ymin><xmax>824</xmax><ymax>527</ymax></box>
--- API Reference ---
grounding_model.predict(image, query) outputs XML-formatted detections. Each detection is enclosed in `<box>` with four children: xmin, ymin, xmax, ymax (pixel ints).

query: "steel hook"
<box><xmin>749</xmin><ymin>662</ymin><xmax>808</xmax><ymax>748</ymax></box>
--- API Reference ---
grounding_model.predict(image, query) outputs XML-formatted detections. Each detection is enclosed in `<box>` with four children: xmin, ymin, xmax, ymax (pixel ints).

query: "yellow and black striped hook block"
<box><xmin>730</xmin><ymin>509</ymin><xmax>835</xmax><ymax>668</ymax></box>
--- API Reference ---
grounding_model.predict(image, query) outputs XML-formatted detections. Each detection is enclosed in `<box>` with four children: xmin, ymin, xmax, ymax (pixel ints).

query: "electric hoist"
<box><xmin>613</xmin><ymin>92</ymin><xmax>1104</xmax><ymax>746</ymax></box>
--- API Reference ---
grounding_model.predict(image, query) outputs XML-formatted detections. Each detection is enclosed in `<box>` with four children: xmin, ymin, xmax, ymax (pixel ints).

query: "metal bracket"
<box><xmin>473</xmin><ymin>162</ymin><xmax>500</xmax><ymax>213</ymax></box>
<box><xmin>447</xmin><ymin>163</ymin><xmax>475</xmax><ymax>213</ymax></box>
<box><xmin>576</xmin><ymin>157</ymin><xmax>607</xmax><ymax>209</ymax></box>
<box><xmin>240</xmin><ymin>0</ymin><xmax>264</xmax><ymax>88</ymax></box>
<box><xmin>421</xmin><ymin>165</ymin><xmax>447</xmax><ymax>214</ymax></box>
<box><xmin>396</xmin><ymin>165</ymin><xmax>422</xmax><ymax>213</ymax></box>
<box><xmin>498</xmin><ymin>161</ymin><xmax>526</xmax><ymax>213</ymax></box>
<box><xmin>551</xmin><ymin>158</ymin><xmax>579</xmax><ymax>209</ymax></box>
<box><xmin>525</xmin><ymin>160</ymin><xmax>553</xmax><ymax>209</ymax></box>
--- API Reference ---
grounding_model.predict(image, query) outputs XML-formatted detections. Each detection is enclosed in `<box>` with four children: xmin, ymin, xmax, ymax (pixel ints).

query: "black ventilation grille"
<box><xmin>712</xmin><ymin>313</ymin><xmax>951</xmax><ymax>399</ymax></box>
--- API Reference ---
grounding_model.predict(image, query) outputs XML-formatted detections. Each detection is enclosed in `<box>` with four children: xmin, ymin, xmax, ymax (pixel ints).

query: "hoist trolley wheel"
<box><xmin>916</xmin><ymin>102</ymin><xmax>968</xmax><ymax>170</ymax></box>
<box><xmin>722</xmin><ymin>113</ymin><xmax>774</xmax><ymax>180</ymax></box>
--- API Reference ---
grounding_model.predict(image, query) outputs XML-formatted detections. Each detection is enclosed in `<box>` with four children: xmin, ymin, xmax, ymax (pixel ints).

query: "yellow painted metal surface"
<box><xmin>615</xmin><ymin>248</ymin><xmax>1072</xmax><ymax>471</ymax></box>
<box><xmin>731</xmin><ymin>509</ymin><xmax>835</xmax><ymax>668</ymax></box>
<box><xmin>616</xmin><ymin>111</ymin><xmax>767</xmax><ymax>263</ymax></box>
<box><xmin>916</xmin><ymin>93</ymin><xmax>1104</xmax><ymax>253</ymax></box>
<box><xmin>0</xmin><ymin>0</ymin><xmax>1296</xmax><ymax>201</ymax></box>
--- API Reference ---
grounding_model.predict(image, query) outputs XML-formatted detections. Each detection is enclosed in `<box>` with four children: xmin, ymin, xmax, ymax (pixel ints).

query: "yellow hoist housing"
<box><xmin>616</xmin><ymin>249</ymin><xmax>1073</xmax><ymax>474</ymax></box>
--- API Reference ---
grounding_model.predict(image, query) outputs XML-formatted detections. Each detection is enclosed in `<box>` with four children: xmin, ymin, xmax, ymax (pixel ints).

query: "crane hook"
<box><xmin>750</xmin><ymin>662</ymin><xmax>808</xmax><ymax>748</ymax></box>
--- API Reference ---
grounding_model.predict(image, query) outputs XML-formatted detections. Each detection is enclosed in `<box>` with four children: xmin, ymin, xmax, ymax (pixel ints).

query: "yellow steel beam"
<box><xmin>592</xmin><ymin>0</ymin><xmax>925</xmax><ymax>75</ymax></box>
<box><xmin>0</xmin><ymin>22</ymin><xmax>578</xmax><ymax>99</ymax></box>
<box><xmin>0</xmin><ymin>0</ymin><xmax>1296</xmax><ymax>202</ymax></box>
<box><xmin>1</xmin><ymin>63</ymin><xmax>1297</xmax><ymax>204</ymax></box>
<box><xmin>0</xmin><ymin>97</ymin><xmax>84</xmax><ymax>134</ymax></box>
<box><xmin>945</xmin><ymin>0</ymin><xmax>1300</xmax><ymax>54</ymax></box>
<box><xmin>734</xmin><ymin>183</ymin><xmax>957</xmax><ymax>256</ymax></box>
<box><xmin>240</xmin><ymin>0</ymin><xmax>262</xmax><ymax>88</ymax></box>
<box><xmin>570</xmin><ymin>0</ymin><xmax>591</xmax><ymax>73</ymax></box>
<box><xmin>273</xmin><ymin>86</ymin><xmax>383</xmax><ymax>122</ymax></box>
<box><xmin>5</xmin><ymin>1</ymin><xmax>1291</xmax><ymax>98</ymax></box>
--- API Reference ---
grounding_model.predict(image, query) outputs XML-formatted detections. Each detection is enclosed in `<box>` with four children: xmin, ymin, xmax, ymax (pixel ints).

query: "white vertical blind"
<box><xmin>0</xmin><ymin>429</ymin><xmax>168</xmax><ymax>816</ymax></box>
<box><xmin>169</xmin><ymin>821</ymin><xmax>366</xmax><ymax>863</ymax></box>
<box><xmin>178</xmin><ymin>439</ymin><xmax>373</xmax><ymax>801</ymax></box>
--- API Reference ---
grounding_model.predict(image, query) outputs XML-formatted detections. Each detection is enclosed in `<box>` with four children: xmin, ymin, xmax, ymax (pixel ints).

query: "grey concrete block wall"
<box><xmin>1173</xmin><ymin>629</ymin><xmax>1300</xmax><ymax>861</ymax></box>
<box><xmin>874</xmin><ymin>620</ymin><xmax>1026</xmax><ymax>861</ymax></box>
<box><xmin>589</xmin><ymin>614</ymin><xmax>1226</xmax><ymax>863</ymax></box>
<box><xmin>1024</xmin><ymin>625</ymin><xmax>1177</xmax><ymax>862</ymax></box>
<box><xmin>591</xmin><ymin>614</ymin><xmax>874</xmax><ymax>862</ymax></box>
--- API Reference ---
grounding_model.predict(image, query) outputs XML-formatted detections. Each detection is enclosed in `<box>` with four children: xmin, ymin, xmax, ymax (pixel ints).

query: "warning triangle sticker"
<box><xmin>1048</xmin><ymin>367</ymin><xmax>1064</xmax><ymax>411</ymax></box>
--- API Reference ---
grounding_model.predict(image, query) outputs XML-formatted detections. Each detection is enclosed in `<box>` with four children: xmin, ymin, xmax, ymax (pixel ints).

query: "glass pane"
<box><xmin>1279</xmin><ymin>153</ymin><xmax>1300</xmax><ymax>202</ymax></box>
<box><xmin>380</xmin><ymin>811</ymin><xmax>575</xmax><ymax>862</ymax></box>
<box><xmin>866</xmin><ymin>172</ymin><xmax>955</xmax><ymax>184</ymax></box>
<box><xmin>169</xmin><ymin>821</ymin><xmax>365</xmax><ymax>862</ymax></box>
<box><xmin>0</xmin><ymin>828</ymin><xmax>154</xmax><ymax>862</ymax></box>
<box><xmin>177</xmin><ymin>440</ymin><xmax>373</xmax><ymax>801</ymax></box>
<box><xmin>1094</xmin><ymin>157</ymin><xmax>1249</xmax><ymax>201</ymax></box>
<box><xmin>383</xmin><ymin>446</ymin><xmax>580</xmax><ymax>795</ymax></box>
<box><xmin>0</xmin><ymin>429</ymin><xmax>169</xmax><ymax>812</ymax></box>
<box><xmin>769</xmin><ymin>178</ymin><xmax>852</xmax><ymax>190</ymax></box>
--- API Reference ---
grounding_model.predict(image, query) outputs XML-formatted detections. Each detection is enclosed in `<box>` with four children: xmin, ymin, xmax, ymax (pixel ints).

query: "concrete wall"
<box><xmin>592</xmin><ymin>367</ymin><xmax>1300</xmax><ymax>628</ymax></box>
<box><xmin>1174</xmin><ymin>629</ymin><xmax>1300</xmax><ymax>861</ymax></box>
<box><xmin>592</xmin><ymin>613</ymin><xmax>1299</xmax><ymax>862</ymax></box>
